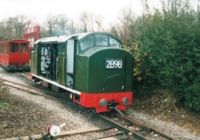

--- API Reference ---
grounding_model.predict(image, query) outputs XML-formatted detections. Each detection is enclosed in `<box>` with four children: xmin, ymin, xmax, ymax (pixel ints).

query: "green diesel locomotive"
<box><xmin>31</xmin><ymin>32</ymin><xmax>134</xmax><ymax>112</ymax></box>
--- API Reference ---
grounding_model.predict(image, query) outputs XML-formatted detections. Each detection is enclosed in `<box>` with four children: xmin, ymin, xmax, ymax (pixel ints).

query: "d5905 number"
<box><xmin>106</xmin><ymin>59</ymin><xmax>123</xmax><ymax>69</ymax></box>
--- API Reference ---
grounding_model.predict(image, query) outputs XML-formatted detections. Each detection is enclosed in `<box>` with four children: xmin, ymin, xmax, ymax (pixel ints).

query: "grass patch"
<box><xmin>0</xmin><ymin>79</ymin><xmax>9</xmax><ymax>100</ymax></box>
<box><xmin>0</xmin><ymin>79</ymin><xmax>10</xmax><ymax>109</ymax></box>
<box><xmin>0</xmin><ymin>100</ymin><xmax>10</xmax><ymax>109</ymax></box>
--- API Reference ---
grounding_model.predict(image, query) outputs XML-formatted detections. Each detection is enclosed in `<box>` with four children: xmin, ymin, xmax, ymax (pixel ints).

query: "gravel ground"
<box><xmin>0</xmin><ymin>94</ymin><xmax>61</xmax><ymax>139</ymax></box>
<box><xmin>0</xmin><ymin>68</ymin><xmax>110</xmax><ymax>139</ymax></box>
<box><xmin>0</xmin><ymin>68</ymin><xmax>200</xmax><ymax>140</ymax></box>
<box><xmin>7</xmin><ymin>88</ymin><xmax>111</xmax><ymax>140</ymax></box>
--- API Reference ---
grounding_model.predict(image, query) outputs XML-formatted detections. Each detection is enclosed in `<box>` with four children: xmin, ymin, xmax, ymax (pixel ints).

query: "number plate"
<box><xmin>106</xmin><ymin>59</ymin><xmax>123</xmax><ymax>69</ymax></box>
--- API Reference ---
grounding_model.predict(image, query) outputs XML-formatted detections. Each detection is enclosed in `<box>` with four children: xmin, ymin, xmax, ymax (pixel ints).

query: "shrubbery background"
<box><xmin>112</xmin><ymin>0</ymin><xmax>200</xmax><ymax>112</ymax></box>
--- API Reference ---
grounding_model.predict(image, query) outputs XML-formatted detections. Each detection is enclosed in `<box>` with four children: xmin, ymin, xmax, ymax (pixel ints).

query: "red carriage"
<box><xmin>0</xmin><ymin>39</ymin><xmax>30</xmax><ymax>71</ymax></box>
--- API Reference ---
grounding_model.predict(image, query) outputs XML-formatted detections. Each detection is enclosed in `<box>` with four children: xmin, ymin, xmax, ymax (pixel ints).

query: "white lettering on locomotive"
<box><xmin>106</xmin><ymin>59</ymin><xmax>123</xmax><ymax>69</ymax></box>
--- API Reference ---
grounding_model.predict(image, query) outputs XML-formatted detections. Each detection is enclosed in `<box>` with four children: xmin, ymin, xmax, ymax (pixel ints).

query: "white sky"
<box><xmin>0</xmin><ymin>0</ymin><xmax>198</xmax><ymax>25</ymax></box>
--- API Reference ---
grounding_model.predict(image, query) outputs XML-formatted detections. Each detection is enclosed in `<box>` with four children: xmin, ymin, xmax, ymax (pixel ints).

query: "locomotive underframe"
<box><xmin>32</xmin><ymin>73</ymin><xmax>133</xmax><ymax>113</ymax></box>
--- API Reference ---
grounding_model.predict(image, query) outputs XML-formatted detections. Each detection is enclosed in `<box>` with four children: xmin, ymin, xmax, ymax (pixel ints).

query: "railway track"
<box><xmin>3</xmin><ymin>127</ymin><xmax>124</xmax><ymax>140</ymax></box>
<box><xmin>0</xmin><ymin>77</ymin><xmax>66</xmax><ymax>103</ymax></box>
<box><xmin>0</xmin><ymin>77</ymin><xmax>175</xmax><ymax>140</ymax></box>
<box><xmin>99</xmin><ymin>113</ymin><xmax>175</xmax><ymax>140</ymax></box>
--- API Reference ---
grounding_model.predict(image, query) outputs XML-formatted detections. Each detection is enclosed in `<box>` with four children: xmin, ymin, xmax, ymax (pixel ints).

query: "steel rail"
<box><xmin>0</xmin><ymin>77</ymin><xmax>67</xmax><ymax>105</ymax></box>
<box><xmin>98</xmin><ymin>114</ymin><xmax>176</xmax><ymax>140</ymax></box>
<box><xmin>94</xmin><ymin>132</ymin><xmax>128</xmax><ymax>140</ymax></box>
<box><xmin>2</xmin><ymin>127</ymin><xmax>113</xmax><ymax>140</ymax></box>
<box><xmin>117</xmin><ymin>115</ymin><xmax>175</xmax><ymax>140</ymax></box>
<box><xmin>0</xmin><ymin>77</ymin><xmax>53</xmax><ymax>95</ymax></box>
<box><xmin>98</xmin><ymin>114</ymin><xmax>148</xmax><ymax>140</ymax></box>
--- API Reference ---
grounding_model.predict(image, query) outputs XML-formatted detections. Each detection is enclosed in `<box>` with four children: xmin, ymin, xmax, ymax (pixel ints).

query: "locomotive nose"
<box><xmin>74</xmin><ymin>47</ymin><xmax>133</xmax><ymax>93</ymax></box>
<box><xmin>90</xmin><ymin>48</ymin><xmax>132</xmax><ymax>92</ymax></box>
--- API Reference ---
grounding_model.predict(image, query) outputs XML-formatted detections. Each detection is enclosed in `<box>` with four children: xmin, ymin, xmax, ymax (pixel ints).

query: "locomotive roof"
<box><xmin>79</xmin><ymin>47</ymin><xmax>124</xmax><ymax>56</ymax></box>
<box><xmin>34</xmin><ymin>32</ymin><xmax>121</xmax><ymax>44</ymax></box>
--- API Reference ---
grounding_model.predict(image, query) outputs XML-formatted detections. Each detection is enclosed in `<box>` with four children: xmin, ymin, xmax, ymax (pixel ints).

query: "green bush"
<box><xmin>131</xmin><ymin>1</ymin><xmax>200</xmax><ymax>112</ymax></box>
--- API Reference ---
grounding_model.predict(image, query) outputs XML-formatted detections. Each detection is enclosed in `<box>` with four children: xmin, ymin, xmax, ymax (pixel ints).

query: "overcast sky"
<box><xmin>0</xmin><ymin>0</ymin><xmax>198</xmax><ymax>25</ymax></box>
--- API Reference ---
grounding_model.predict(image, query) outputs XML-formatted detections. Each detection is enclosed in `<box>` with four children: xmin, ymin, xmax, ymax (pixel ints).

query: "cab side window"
<box><xmin>109</xmin><ymin>37</ymin><xmax>121</xmax><ymax>48</ymax></box>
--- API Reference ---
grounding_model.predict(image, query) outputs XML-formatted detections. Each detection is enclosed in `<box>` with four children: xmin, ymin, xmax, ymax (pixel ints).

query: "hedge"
<box><xmin>131</xmin><ymin>2</ymin><xmax>200</xmax><ymax>112</ymax></box>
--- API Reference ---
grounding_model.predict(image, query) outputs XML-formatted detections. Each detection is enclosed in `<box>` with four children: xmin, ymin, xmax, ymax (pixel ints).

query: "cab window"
<box><xmin>80</xmin><ymin>35</ymin><xmax>94</xmax><ymax>52</ymax></box>
<box><xmin>109</xmin><ymin>37</ymin><xmax>121</xmax><ymax>48</ymax></box>
<box><xmin>95</xmin><ymin>34</ymin><xmax>108</xmax><ymax>46</ymax></box>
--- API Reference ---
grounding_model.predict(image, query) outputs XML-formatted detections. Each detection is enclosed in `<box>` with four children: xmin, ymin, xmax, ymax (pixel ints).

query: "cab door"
<box><xmin>31</xmin><ymin>44</ymin><xmax>38</xmax><ymax>74</ymax></box>
<box><xmin>19</xmin><ymin>42</ymin><xmax>28</xmax><ymax>66</ymax></box>
<box><xmin>50</xmin><ymin>44</ymin><xmax>58</xmax><ymax>80</ymax></box>
<box><xmin>66</xmin><ymin>39</ymin><xmax>75</xmax><ymax>87</ymax></box>
<box><xmin>56</xmin><ymin>43</ymin><xmax>66</xmax><ymax>85</ymax></box>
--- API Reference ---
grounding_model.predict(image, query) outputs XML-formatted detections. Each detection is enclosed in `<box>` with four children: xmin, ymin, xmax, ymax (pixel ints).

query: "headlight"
<box><xmin>122</xmin><ymin>97</ymin><xmax>129</xmax><ymax>105</ymax></box>
<box><xmin>99</xmin><ymin>98</ymin><xmax>107</xmax><ymax>107</ymax></box>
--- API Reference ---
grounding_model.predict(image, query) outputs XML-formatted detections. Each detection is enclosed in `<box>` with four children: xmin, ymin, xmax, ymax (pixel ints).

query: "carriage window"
<box><xmin>0</xmin><ymin>45</ymin><xmax>2</xmax><ymax>53</ymax></box>
<box><xmin>80</xmin><ymin>35</ymin><xmax>94</xmax><ymax>51</ymax></box>
<box><xmin>109</xmin><ymin>37</ymin><xmax>121</xmax><ymax>48</ymax></box>
<box><xmin>95</xmin><ymin>34</ymin><xmax>108</xmax><ymax>46</ymax></box>
<box><xmin>11</xmin><ymin>43</ymin><xmax>18</xmax><ymax>52</ymax></box>
<box><xmin>20</xmin><ymin>43</ymin><xmax>28</xmax><ymax>52</ymax></box>
<box><xmin>3</xmin><ymin>45</ymin><xmax>7</xmax><ymax>53</ymax></box>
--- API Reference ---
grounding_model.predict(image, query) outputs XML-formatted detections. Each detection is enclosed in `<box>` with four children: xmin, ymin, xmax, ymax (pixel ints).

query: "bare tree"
<box><xmin>68</xmin><ymin>20</ymin><xmax>77</xmax><ymax>34</ymax></box>
<box><xmin>118</xmin><ymin>8</ymin><xmax>134</xmax><ymax>45</ymax></box>
<box><xmin>0</xmin><ymin>16</ymin><xmax>28</xmax><ymax>40</ymax></box>
<box><xmin>45</xmin><ymin>14</ymin><xmax>79</xmax><ymax>36</ymax></box>
<box><xmin>95</xmin><ymin>15</ymin><xmax>104</xmax><ymax>31</ymax></box>
<box><xmin>80</xmin><ymin>11</ymin><xmax>89</xmax><ymax>32</ymax></box>
<box><xmin>79</xmin><ymin>11</ymin><xmax>105</xmax><ymax>32</ymax></box>
<box><xmin>141</xmin><ymin>0</ymin><xmax>150</xmax><ymax>16</ymax></box>
<box><xmin>56</xmin><ymin>14</ymin><xmax>68</xmax><ymax>34</ymax></box>
<box><xmin>46</xmin><ymin>15</ymin><xmax>56</xmax><ymax>36</ymax></box>
<box><xmin>13</xmin><ymin>16</ymin><xmax>28</xmax><ymax>39</ymax></box>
